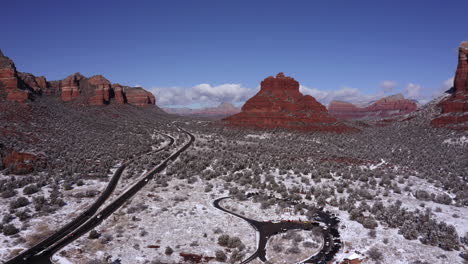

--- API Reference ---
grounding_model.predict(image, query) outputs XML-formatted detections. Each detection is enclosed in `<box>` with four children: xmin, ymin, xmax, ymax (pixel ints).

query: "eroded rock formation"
<box><xmin>432</xmin><ymin>42</ymin><xmax>468</xmax><ymax>129</ymax></box>
<box><xmin>329</xmin><ymin>94</ymin><xmax>418</xmax><ymax>120</ymax></box>
<box><xmin>0</xmin><ymin>49</ymin><xmax>156</xmax><ymax>107</ymax></box>
<box><xmin>0</xmin><ymin>49</ymin><xmax>31</xmax><ymax>103</ymax></box>
<box><xmin>124</xmin><ymin>87</ymin><xmax>156</xmax><ymax>106</ymax></box>
<box><xmin>224</xmin><ymin>73</ymin><xmax>355</xmax><ymax>132</ymax></box>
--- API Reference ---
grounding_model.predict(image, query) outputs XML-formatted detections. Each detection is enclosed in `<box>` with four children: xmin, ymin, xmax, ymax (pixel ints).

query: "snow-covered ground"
<box><xmin>443</xmin><ymin>136</ymin><xmax>468</xmax><ymax>146</ymax></box>
<box><xmin>57</xmin><ymin>178</ymin><xmax>257</xmax><ymax>264</ymax></box>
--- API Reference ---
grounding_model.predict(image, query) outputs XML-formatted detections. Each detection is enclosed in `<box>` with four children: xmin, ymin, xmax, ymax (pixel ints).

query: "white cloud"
<box><xmin>152</xmin><ymin>78</ymin><xmax>453</xmax><ymax>108</ymax></box>
<box><xmin>151</xmin><ymin>83</ymin><xmax>255</xmax><ymax>107</ymax></box>
<box><xmin>405</xmin><ymin>82</ymin><xmax>422</xmax><ymax>99</ymax></box>
<box><xmin>380</xmin><ymin>80</ymin><xmax>397</xmax><ymax>93</ymax></box>
<box><xmin>299</xmin><ymin>85</ymin><xmax>382</xmax><ymax>106</ymax></box>
<box><xmin>442</xmin><ymin>77</ymin><xmax>454</xmax><ymax>91</ymax></box>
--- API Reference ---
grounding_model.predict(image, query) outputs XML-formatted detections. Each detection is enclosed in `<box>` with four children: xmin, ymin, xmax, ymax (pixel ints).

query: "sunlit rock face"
<box><xmin>0</xmin><ymin>49</ymin><xmax>31</xmax><ymax>103</ymax></box>
<box><xmin>0</xmin><ymin>49</ymin><xmax>156</xmax><ymax>107</ymax></box>
<box><xmin>432</xmin><ymin>42</ymin><xmax>468</xmax><ymax>130</ymax></box>
<box><xmin>224</xmin><ymin>73</ymin><xmax>356</xmax><ymax>133</ymax></box>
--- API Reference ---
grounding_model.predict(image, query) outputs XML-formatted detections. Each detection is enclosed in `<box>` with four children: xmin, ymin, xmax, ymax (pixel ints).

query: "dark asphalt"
<box><xmin>5</xmin><ymin>131</ymin><xmax>188</xmax><ymax>264</ymax></box>
<box><xmin>213</xmin><ymin>196</ymin><xmax>341</xmax><ymax>264</ymax></box>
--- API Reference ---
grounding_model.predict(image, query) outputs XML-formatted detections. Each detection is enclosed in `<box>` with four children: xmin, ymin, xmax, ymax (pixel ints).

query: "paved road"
<box><xmin>5</xmin><ymin>131</ymin><xmax>187</xmax><ymax>264</ymax></box>
<box><xmin>213</xmin><ymin>196</ymin><xmax>341</xmax><ymax>264</ymax></box>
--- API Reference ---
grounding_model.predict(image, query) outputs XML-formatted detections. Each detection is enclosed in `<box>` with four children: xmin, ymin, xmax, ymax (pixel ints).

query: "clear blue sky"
<box><xmin>2</xmin><ymin>0</ymin><xmax>468</xmax><ymax>107</ymax></box>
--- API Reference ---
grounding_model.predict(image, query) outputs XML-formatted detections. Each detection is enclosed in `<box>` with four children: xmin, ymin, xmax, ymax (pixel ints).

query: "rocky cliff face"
<box><xmin>0</xmin><ymin>49</ymin><xmax>156</xmax><ymax>107</ymax></box>
<box><xmin>224</xmin><ymin>73</ymin><xmax>355</xmax><ymax>132</ymax></box>
<box><xmin>0</xmin><ymin>50</ymin><xmax>31</xmax><ymax>103</ymax></box>
<box><xmin>329</xmin><ymin>94</ymin><xmax>418</xmax><ymax>120</ymax></box>
<box><xmin>124</xmin><ymin>87</ymin><xmax>156</xmax><ymax>106</ymax></box>
<box><xmin>432</xmin><ymin>42</ymin><xmax>468</xmax><ymax>129</ymax></box>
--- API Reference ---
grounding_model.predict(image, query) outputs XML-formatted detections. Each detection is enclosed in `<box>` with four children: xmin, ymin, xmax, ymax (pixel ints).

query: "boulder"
<box><xmin>224</xmin><ymin>73</ymin><xmax>356</xmax><ymax>132</ymax></box>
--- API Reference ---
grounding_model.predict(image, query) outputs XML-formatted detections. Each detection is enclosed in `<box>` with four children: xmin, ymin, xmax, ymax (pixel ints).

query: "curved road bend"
<box><xmin>6</xmin><ymin>133</ymin><xmax>176</xmax><ymax>264</ymax></box>
<box><xmin>16</xmin><ymin>128</ymin><xmax>194</xmax><ymax>264</ymax></box>
<box><xmin>213</xmin><ymin>196</ymin><xmax>341</xmax><ymax>264</ymax></box>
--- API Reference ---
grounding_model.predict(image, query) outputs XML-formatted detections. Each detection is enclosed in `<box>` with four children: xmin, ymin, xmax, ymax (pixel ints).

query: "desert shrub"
<box><xmin>10</xmin><ymin>197</ymin><xmax>29</xmax><ymax>209</ymax></box>
<box><xmin>1</xmin><ymin>189</ymin><xmax>17</xmax><ymax>198</ymax></box>
<box><xmin>23</xmin><ymin>184</ymin><xmax>39</xmax><ymax>195</ymax></box>
<box><xmin>88</xmin><ymin>230</ymin><xmax>100</xmax><ymax>239</ymax></box>
<box><xmin>3</xmin><ymin>224</ymin><xmax>19</xmax><ymax>236</ymax></box>
<box><xmin>215</xmin><ymin>250</ymin><xmax>227</xmax><ymax>262</ymax></box>
<box><xmin>165</xmin><ymin>246</ymin><xmax>173</xmax><ymax>255</ymax></box>
<box><xmin>367</xmin><ymin>247</ymin><xmax>383</xmax><ymax>261</ymax></box>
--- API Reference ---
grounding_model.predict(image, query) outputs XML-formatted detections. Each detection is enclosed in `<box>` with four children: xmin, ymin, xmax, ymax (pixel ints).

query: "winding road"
<box><xmin>213</xmin><ymin>196</ymin><xmax>341</xmax><ymax>264</ymax></box>
<box><xmin>6</xmin><ymin>128</ymin><xmax>194</xmax><ymax>264</ymax></box>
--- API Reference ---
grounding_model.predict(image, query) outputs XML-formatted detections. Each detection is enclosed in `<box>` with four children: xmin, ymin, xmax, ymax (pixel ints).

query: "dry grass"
<box><xmin>25</xmin><ymin>222</ymin><xmax>54</xmax><ymax>247</ymax></box>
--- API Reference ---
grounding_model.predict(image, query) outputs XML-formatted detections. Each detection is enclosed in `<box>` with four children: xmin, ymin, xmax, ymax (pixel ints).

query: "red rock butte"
<box><xmin>0</xmin><ymin>49</ymin><xmax>155</xmax><ymax>106</ymax></box>
<box><xmin>329</xmin><ymin>94</ymin><xmax>418</xmax><ymax>120</ymax></box>
<box><xmin>432</xmin><ymin>42</ymin><xmax>468</xmax><ymax>129</ymax></box>
<box><xmin>223</xmin><ymin>73</ymin><xmax>356</xmax><ymax>133</ymax></box>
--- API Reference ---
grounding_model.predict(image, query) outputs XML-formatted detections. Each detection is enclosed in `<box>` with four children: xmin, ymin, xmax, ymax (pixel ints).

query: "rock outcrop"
<box><xmin>329</xmin><ymin>94</ymin><xmax>418</xmax><ymax>120</ymax></box>
<box><xmin>432</xmin><ymin>42</ymin><xmax>468</xmax><ymax>129</ymax></box>
<box><xmin>224</xmin><ymin>73</ymin><xmax>355</xmax><ymax>132</ymax></box>
<box><xmin>2</xmin><ymin>151</ymin><xmax>38</xmax><ymax>175</ymax></box>
<box><xmin>87</xmin><ymin>75</ymin><xmax>112</xmax><ymax>105</ymax></box>
<box><xmin>0</xmin><ymin>49</ymin><xmax>32</xmax><ymax>103</ymax></box>
<box><xmin>0</xmin><ymin>49</ymin><xmax>156</xmax><ymax>107</ymax></box>
<box><xmin>125</xmin><ymin>87</ymin><xmax>156</xmax><ymax>106</ymax></box>
<box><xmin>112</xmin><ymin>84</ymin><xmax>127</xmax><ymax>104</ymax></box>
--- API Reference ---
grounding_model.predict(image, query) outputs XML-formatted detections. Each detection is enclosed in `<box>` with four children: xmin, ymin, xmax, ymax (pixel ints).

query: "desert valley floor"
<box><xmin>0</xmin><ymin>94</ymin><xmax>467</xmax><ymax>264</ymax></box>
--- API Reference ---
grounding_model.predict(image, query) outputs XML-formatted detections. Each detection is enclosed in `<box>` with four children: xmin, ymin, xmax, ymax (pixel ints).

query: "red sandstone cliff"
<box><xmin>329</xmin><ymin>94</ymin><xmax>418</xmax><ymax>120</ymax></box>
<box><xmin>431</xmin><ymin>42</ymin><xmax>468</xmax><ymax>129</ymax></box>
<box><xmin>0</xmin><ymin>49</ymin><xmax>156</xmax><ymax>107</ymax></box>
<box><xmin>0</xmin><ymin>50</ymin><xmax>31</xmax><ymax>103</ymax></box>
<box><xmin>224</xmin><ymin>73</ymin><xmax>355</xmax><ymax>132</ymax></box>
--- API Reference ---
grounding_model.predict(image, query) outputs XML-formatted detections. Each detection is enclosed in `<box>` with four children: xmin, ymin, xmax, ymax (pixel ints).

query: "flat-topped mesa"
<box><xmin>224</xmin><ymin>72</ymin><xmax>356</xmax><ymax>133</ymax></box>
<box><xmin>432</xmin><ymin>42</ymin><xmax>468</xmax><ymax>129</ymax></box>
<box><xmin>329</xmin><ymin>94</ymin><xmax>417</xmax><ymax>120</ymax></box>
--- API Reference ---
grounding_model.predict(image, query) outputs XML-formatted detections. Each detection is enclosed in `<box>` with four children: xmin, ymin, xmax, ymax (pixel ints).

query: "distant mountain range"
<box><xmin>328</xmin><ymin>93</ymin><xmax>418</xmax><ymax>120</ymax></box>
<box><xmin>164</xmin><ymin>102</ymin><xmax>240</xmax><ymax>119</ymax></box>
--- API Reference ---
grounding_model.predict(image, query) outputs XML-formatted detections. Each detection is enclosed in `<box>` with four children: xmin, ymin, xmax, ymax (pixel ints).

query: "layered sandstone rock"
<box><xmin>432</xmin><ymin>42</ymin><xmax>468</xmax><ymax>129</ymax></box>
<box><xmin>0</xmin><ymin>49</ymin><xmax>32</xmax><ymax>102</ymax></box>
<box><xmin>329</xmin><ymin>94</ymin><xmax>417</xmax><ymax>120</ymax></box>
<box><xmin>0</xmin><ymin>49</ymin><xmax>156</xmax><ymax>107</ymax></box>
<box><xmin>60</xmin><ymin>73</ymin><xmax>84</xmax><ymax>102</ymax></box>
<box><xmin>125</xmin><ymin>87</ymin><xmax>156</xmax><ymax>106</ymax></box>
<box><xmin>224</xmin><ymin>73</ymin><xmax>355</xmax><ymax>132</ymax></box>
<box><xmin>87</xmin><ymin>75</ymin><xmax>112</xmax><ymax>105</ymax></box>
<box><xmin>2</xmin><ymin>151</ymin><xmax>38</xmax><ymax>175</ymax></box>
<box><xmin>18</xmin><ymin>72</ymin><xmax>50</xmax><ymax>94</ymax></box>
<box><xmin>112</xmin><ymin>84</ymin><xmax>127</xmax><ymax>104</ymax></box>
